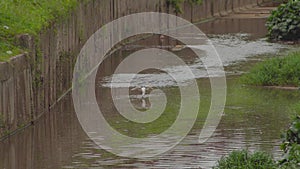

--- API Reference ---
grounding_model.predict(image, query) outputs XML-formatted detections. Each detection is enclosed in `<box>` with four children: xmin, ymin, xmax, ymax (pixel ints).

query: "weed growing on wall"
<box><xmin>167</xmin><ymin>0</ymin><xmax>202</xmax><ymax>13</ymax></box>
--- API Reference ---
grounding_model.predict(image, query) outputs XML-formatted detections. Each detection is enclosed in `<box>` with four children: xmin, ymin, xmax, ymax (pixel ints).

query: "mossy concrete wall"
<box><xmin>0</xmin><ymin>0</ymin><xmax>269</xmax><ymax>137</ymax></box>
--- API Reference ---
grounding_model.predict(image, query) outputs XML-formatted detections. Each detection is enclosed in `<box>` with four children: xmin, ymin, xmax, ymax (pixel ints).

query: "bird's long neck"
<box><xmin>142</xmin><ymin>87</ymin><xmax>146</xmax><ymax>96</ymax></box>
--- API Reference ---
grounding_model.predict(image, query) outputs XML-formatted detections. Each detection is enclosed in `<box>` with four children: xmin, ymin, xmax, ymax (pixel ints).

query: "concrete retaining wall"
<box><xmin>0</xmin><ymin>0</ymin><xmax>270</xmax><ymax>137</ymax></box>
<box><xmin>0</xmin><ymin>54</ymin><xmax>33</xmax><ymax>136</ymax></box>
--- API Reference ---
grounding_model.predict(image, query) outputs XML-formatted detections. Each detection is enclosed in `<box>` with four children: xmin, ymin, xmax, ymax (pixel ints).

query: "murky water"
<box><xmin>1</xmin><ymin>16</ymin><xmax>299</xmax><ymax>169</ymax></box>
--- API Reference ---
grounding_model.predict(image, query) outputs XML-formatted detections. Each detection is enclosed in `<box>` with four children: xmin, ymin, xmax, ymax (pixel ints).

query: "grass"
<box><xmin>293</xmin><ymin>102</ymin><xmax>300</xmax><ymax>114</ymax></box>
<box><xmin>0</xmin><ymin>0</ymin><xmax>81</xmax><ymax>62</ymax></box>
<box><xmin>213</xmin><ymin>150</ymin><xmax>277</xmax><ymax>169</ymax></box>
<box><xmin>241</xmin><ymin>51</ymin><xmax>300</xmax><ymax>87</ymax></box>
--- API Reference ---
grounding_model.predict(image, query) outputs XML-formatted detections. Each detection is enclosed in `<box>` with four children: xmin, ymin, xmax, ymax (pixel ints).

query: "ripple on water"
<box><xmin>99</xmin><ymin>33</ymin><xmax>288</xmax><ymax>89</ymax></box>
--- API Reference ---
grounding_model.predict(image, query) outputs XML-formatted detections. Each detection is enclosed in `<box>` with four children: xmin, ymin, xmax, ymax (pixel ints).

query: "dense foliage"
<box><xmin>0</xmin><ymin>0</ymin><xmax>79</xmax><ymax>61</ymax></box>
<box><xmin>266</xmin><ymin>0</ymin><xmax>300</xmax><ymax>41</ymax></box>
<box><xmin>279</xmin><ymin>116</ymin><xmax>300</xmax><ymax>168</ymax></box>
<box><xmin>213</xmin><ymin>150</ymin><xmax>277</xmax><ymax>169</ymax></box>
<box><xmin>241</xmin><ymin>51</ymin><xmax>300</xmax><ymax>86</ymax></box>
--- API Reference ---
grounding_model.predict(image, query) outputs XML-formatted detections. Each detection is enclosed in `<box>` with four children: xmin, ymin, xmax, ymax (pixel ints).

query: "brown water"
<box><xmin>0</xmin><ymin>16</ymin><xmax>299</xmax><ymax>169</ymax></box>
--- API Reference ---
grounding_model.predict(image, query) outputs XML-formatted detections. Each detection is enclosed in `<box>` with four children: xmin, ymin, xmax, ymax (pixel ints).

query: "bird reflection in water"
<box><xmin>130</xmin><ymin>86</ymin><xmax>152</xmax><ymax>110</ymax></box>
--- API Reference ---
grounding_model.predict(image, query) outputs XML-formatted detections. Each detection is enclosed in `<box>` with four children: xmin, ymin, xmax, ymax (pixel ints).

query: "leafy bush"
<box><xmin>214</xmin><ymin>150</ymin><xmax>277</xmax><ymax>169</ymax></box>
<box><xmin>266</xmin><ymin>0</ymin><xmax>300</xmax><ymax>41</ymax></box>
<box><xmin>279</xmin><ymin>116</ymin><xmax>300</xmax><ymax>168</ymax></box>
<box><xmin>241</xmin><ymin>51</ymin><xmax>300</xmax><ymax>86</ymax></box>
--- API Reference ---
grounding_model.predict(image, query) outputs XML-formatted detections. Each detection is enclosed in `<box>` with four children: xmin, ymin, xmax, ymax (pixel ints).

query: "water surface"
<box><xmin>0</xmin><ymin>15</ymin><xmax>299</xmax><ymax>169</ymax></box>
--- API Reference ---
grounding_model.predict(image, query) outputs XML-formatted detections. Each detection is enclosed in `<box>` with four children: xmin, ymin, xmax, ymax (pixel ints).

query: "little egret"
<box><xmin>130</xmin><ymin>86</ymin><xmax>152</xmax><ymax>98</ymax></box>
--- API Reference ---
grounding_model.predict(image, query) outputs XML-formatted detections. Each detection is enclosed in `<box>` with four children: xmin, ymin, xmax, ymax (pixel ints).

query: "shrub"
<box><xmin>241</xmin><ymin>51</ymin><xmax>300</xmax><ymax>86</ymax></box>
<box><xmin>266</xmin><ymin>0</ymin><xmax>300</xmax><ymax>41</ymax></box>
<box><xmin>214</xmin><ymin>150</ymin><xmax>277</xmax><ymax>169</ymax></box>
<box><xmin>279</xmin><ymin>116</ymin><xmax>300</xmax><ymax>168</ymax></box>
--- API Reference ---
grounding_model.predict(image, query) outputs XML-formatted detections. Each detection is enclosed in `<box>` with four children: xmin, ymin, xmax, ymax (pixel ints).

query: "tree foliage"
<box><xmin>279</xmin><ymin>116</ymin><xmax>300</xmax><ymax>168</ymax></box>
<box><xmin>266</xmin><ymin>0</ymin><xmax>300</xmax><ymax>41</ymax></box>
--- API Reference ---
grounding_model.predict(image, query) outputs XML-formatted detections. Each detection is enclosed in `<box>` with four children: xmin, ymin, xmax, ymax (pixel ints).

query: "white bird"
<box><xmin>141</xmin><ymin>86</ymin><xmax>146</xmax><ymax>98</ymax></box>
<box><xmin>130</xmin><ymin>86</ymin><xmax>152</xmax><ymax>98</ymax></box>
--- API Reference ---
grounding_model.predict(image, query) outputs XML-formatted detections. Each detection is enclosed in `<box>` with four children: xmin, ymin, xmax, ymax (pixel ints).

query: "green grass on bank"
<box><xmin>241</xmin><ymin>51</ymin><xmax>300</xmax><ymax>87</ymax></box>
<box><xmin>0</xmin><ymin>0</ymin><xmax>80</xmax><ymax>62</ymax></box>
<box><xmin>213</xmin><ymin>150</ymin><xmax>277</xmax><ymax>169</ymax></box>
<box><xmin>294</xmin><ymin>102</ymin><xmax>300</xmax><ymax>114</ymax></box>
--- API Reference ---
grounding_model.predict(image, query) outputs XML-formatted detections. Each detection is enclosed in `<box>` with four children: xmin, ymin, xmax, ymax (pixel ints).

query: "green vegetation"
<box><xmin>215</xmin><ymin>66</ymin><xmax>300</xmax><ymax>168</ymax></box>
<box><xmin>293</xmin><ymin>102</ymin><xmax>300</xmax><ymax>113</ymax></box>
<box><xmin>0</xmin><ymin>0</ymin><xmax>204</xmax><ymax>61</ymax></box>
<box><xmin>0</xmin><ymin>0</ymin><xmax>80</xmax><ymax>61</ymax></box>
<box><xmin>266</xmin><ymin>0</ymin><xmax>300</xmax><ymax>41</ymax></box>
<box><xmin>279</xmin><ymin>115</ymin><xmax>300</xmax><ymax>168</ymax></box>
<box><xmin>213</xmin><ymin>150</ymin><xmax>277</xmax><ymax>169</ymax></box>
<box><xmin>241</xmin><ymin>51</ymin><xmax>300</xmax><ymax>86</ymax></box>
<box><xmin>167</xmin><ymin>0</ymin><xmax>202</xmax><ymax>13</ymax></box>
